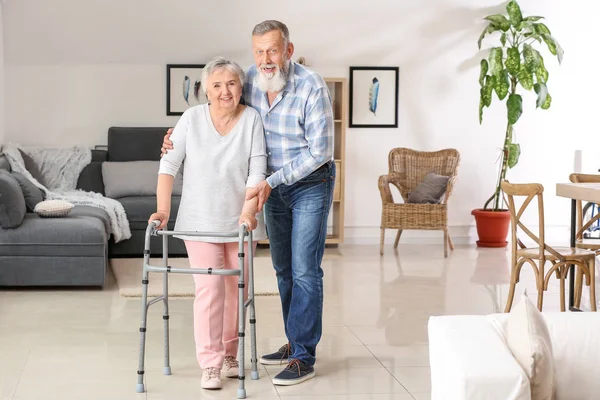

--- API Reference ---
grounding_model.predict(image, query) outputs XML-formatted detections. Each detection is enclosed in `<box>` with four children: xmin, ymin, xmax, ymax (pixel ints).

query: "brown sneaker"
<box><xmin>223</xmin><ymin>356</ymin><xmax>239</xmax><ymax>378</ymax></box>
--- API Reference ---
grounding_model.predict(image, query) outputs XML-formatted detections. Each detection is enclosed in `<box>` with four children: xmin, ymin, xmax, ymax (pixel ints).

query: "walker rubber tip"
<box><xmin>163</xmin><ymin>367</ymin><xmax>172</xmax><ymax>375</ymax></box>
<box><xmin>251</xmin><ymin>370</ymin><xmax>259</xmax><ymax>380</ymax></box>
<box><xmin>237</xmin><ymin>388</ymin><xmax>247</xmax><ymax>399</ymax></box>
<box><xmin>136</xmin><ymin>383</ymin><xmax>145</xmax><ymax>393</ymax></box>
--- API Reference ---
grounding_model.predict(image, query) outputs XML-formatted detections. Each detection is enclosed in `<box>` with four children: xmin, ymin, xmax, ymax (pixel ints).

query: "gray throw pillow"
<box><xmin>0</xmin><ymin>170</ymin><xmax>27</xmax><ymax>228</ymax></box>
<box><xmin>407</xmin><ymin>172</ymin><xmax>450</xmax><ymax>204</ymax></box>
<box><xmin>102</xmin><ymin>161</ymin><xmax>184</xmax><ymax>198</ymax></box>
<box><xmin>19</xmin><ymin>149</ymin><xmax>48</xmax><ymax>187</ymax></box>
<box><xmin>11</xmin><ymin>171</ymin><xmax>45</xmax><ymax>211</ymax></box>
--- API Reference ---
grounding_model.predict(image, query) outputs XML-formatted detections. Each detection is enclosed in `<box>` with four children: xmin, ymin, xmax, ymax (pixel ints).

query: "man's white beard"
<box><xmin>256</xmin><ymin>61</ymin><xmax>289</xmax><ymax>93</ymax></box>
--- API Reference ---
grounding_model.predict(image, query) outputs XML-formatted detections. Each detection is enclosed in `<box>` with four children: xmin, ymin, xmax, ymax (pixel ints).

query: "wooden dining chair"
<box><xmin>569</xmin><ymin>173</ymin><xmax>600</xmax><ymax>308</ymax></box>
<box><xmin>501</xmin><ymin>180</ymin><xmax>596</xmax><ymax>312</ymax></box>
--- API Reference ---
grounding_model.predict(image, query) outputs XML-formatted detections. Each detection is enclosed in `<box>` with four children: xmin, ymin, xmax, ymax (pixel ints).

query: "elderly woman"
<box><xmin>148</xmin><ymin>56</ymin><xmax>267</xmax><ymax>390</ymax></box>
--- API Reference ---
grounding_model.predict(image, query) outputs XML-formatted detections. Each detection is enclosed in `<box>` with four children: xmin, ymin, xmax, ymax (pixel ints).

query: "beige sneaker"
<box><xmin>223</xmin><ymin>356</ymin><xmax>239</xmax><ymax>378</ymax></box>
<box><xmin>201</xmin><ymin>367</ymin><xmax>222</xmax><ymax>389</ymax></box>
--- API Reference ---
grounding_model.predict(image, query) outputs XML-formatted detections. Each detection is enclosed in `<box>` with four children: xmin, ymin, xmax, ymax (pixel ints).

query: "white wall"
<box><xmin>3</xmin><ymin>0</ymin><xmax>598</xmax><ymax>242</ymax></box>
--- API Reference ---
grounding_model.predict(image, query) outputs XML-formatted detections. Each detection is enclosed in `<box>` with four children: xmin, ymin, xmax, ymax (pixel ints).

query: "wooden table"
<box><xmin>556</xmin><ymin>182</ymin><xmax>600</xmax><ymax>310</ymax></box>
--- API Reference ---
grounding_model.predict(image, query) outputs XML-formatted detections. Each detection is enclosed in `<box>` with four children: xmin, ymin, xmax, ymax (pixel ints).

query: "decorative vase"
<box><xmin>471</xmin><ymin>209</ymin><xmax>511</xmax><ymax>248</ymax></box>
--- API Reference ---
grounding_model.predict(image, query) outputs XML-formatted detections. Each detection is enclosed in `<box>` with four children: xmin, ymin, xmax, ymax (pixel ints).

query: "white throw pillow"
<box><xmin>506</xmin><ymin>290</ymin><xmax>555</xmax><ymax>400</ymax></box>
<box><xmin>34</xmin><ymin>199</ymin><xmax>74</xmax><ymax>217</ymax></box>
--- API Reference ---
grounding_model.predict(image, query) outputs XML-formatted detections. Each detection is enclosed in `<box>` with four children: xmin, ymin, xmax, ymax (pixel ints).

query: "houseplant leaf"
<box><xmin>507</xmin><ymin>94</ymin><xmax>523</xmax><ymax>124</ymax></box>
<box><xmin>483</xmin><ymin>75</ymin><xmax>495</xmax><ymax>107</ymax></box>
<box><xmin>507</xmin><ymin>143</ymin><xmax>521</xmax><ymax>168</ymax></box>
<box><xmin>500</xmin><ymin>33</ymin><xmax>507</xmax><ymax>47</ymax></box>
<box><xmin>479</xmin><ymin>59</ymin><xmax>489</xmax><ymax>86</ymax></box>
<box><xmin>495</xmin><ymin>70</ymin><xmax>510</xmax><ymax>100</ymax></box>
<box><xmin>485</xmin><ymin>15</ymin><xmax>511</xmax><ymax>31</ymax></box>
<box><xmin>523</xmin><ymin>43</ymin><xmax>538</xmax><ymax>73</ymax></box>
<box><xmin>534</xmin><ymin>83</ymin><xmax>552</xmax><ymax>109</ymax></box>
<box><xmin>523</xmin><ymin>16</ymin><xmax>544</xmax><ymax>22</ymax></box>
<box><xmin>524</xmin><ymin>32</ymin><xmax>542</xmax><ymax>43</ymax></box>
<box><xmin>535</xmin><ymin>56</ymin><xmax>549</xmax><ymax>84</ymax></box>
<box><xmin>479</xmin><ymin>98</ymin><xmax>484</xmax><ymax>124</ymax></box>
<box><xmin>506</xmin><ymin>47</ymin><xmax>521</xmax><ymax>76</ymax></box>
<box><xmin>517</xmin><ymin>65</ymin><xmax>534</xmax><ymax>90</ymax></box>
<box><xmin>489</xmin><ymin>47</ymin><xmax>503</xmax><ymax>76</ymax></box>
<box><xmin>506</xmin><ymin>1</ymin><xmax>523</xmax><ymax>27</ymax></box>
<box><xmin>533</xmin><ymin>23</ymin><xmax>551</xmax><ymax>35</ymax></box>
<box><xmin>541</xmin><ymin>92</ymin><xmax>552</xmax><ymax>109</ymax></box>
<box><xmin>479</xmin><ymin>75</ymin><xmax>495</xmax><ymax>123</ymax></box>
<box><xmin>533</xmin><ymin>83</ymin><xmax>548</xmax><ymax>108</ymax></box>
<box><xmin>478</xmin><ymin>23</ymin><xmax>499</xmax><ymax>49</ymax></box>
<box><xmin>542</xmin><ymin>34</ymin><xmax>564</xmax><ymax>64</ymax></box>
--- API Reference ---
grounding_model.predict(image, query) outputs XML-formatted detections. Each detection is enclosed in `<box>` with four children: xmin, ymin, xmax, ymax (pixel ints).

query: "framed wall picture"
<box><xmin>349</xmin><ymin>66</ymin><xmax>399</xmax><ymax>128</ymax></box>
<box><xmin>166</xmin><ymin>64</ymin><xmax>207</xmax><ymax>116</ymax></box>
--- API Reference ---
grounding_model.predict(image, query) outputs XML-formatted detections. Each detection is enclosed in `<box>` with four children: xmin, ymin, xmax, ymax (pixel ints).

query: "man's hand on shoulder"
<box><xmin>160</xmin><ymin>128</ymin><xmax>174</xmax><ymax>157</ymax></box>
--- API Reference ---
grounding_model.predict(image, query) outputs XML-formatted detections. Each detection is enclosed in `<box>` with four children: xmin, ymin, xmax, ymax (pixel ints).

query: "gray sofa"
<box><xmin>0</xmin><ymin>127</ymin><xmax>186</xmax><ymax>287</ymax></box>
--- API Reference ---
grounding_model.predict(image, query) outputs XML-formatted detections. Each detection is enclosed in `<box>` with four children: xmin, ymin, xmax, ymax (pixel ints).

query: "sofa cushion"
<box><xmin>102</xmin><ymin>161</ymin><xmax>183</xmax><ymax>198</ymax></box>
<box><xmin>10</xmin><ymin>171</ymin><xmax>45</xmax><ymax>211</ymax></box>
<box><xmin>505</xmin><ymin>292</ymin><xmax>554</xmax><ymax>400</ymax></box>
<box><xmin>117</xmin><ymin>195</ymin><xmax>180</xmax><ymax>230</ymax></box>
<box><xmin>107</xmin><ymin>127</ymin><xmax>170</xmax><ymax>161</ymax></box>
<box><xmin>70</xmin><ymin>205</ymin><xmax>111</xmax><ymax>235</ymax></box>
<box><xmin>0</xmin><ymin>154</ymin><xmax>10</xmax><ymax>171</ymax></box>
<box><xmin>19</xmin><ymin>149</ymin><xmax>48</xmax><ymax>187</ymax></box>
<box><xmin>91</xmin><ymin>149</ymin><xmax>108</xmax><ymax>162</ymax></box>
<box><xmin>0</xmin><ymin>212</ymin><xmax>106</xmax><ymax>257</ymax></box>
<box><xmin>408</xmin><ymin>172</ymin><xmax>450</xmax><ymax>204</ymax></box>
<box><xmin>0</xmin><ymin>170</ymin><xmax>26</xmax><ymax>228</ymax></box>
<box><xmin>77</xmin><ymin>161</ymin><xmax>105</xmax><ymax>195</ymax></box>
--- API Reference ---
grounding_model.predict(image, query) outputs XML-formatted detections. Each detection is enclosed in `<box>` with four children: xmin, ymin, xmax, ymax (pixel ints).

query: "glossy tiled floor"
<box><xmin>1</xmin><ymin>243</ymin><xmax>597</xmax><ymax>399</ymax></box>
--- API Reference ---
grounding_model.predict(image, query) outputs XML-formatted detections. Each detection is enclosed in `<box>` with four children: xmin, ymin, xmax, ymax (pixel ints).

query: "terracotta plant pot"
<box><xmin>471</xmin><ymin>208</ymin><xmax>511</xmax><ymax>248</ymax></box>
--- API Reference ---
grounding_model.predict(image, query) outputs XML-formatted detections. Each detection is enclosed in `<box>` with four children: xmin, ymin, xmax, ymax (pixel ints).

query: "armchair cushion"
<box><xmin>407</xmin><ymin>172</ymin><xmax>450</xmax><ymax>204</ymax></box>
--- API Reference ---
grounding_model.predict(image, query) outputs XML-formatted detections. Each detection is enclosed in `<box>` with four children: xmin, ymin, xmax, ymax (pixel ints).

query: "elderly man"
<box><xmin>162</xmin><ymin>20</ymin><xmax>335</xmax><ymax>386</ymax></box>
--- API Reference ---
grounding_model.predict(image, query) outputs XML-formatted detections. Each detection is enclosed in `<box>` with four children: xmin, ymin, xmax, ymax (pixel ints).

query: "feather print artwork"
<box><xmin>369</xmin><ymin>77</ymin><xmax>379</xmax><ymax>115</ymax></box>
<box><xmin>193</xmin><ymin>80</ymin><xmax>201</xmax><ymax>102</ymax></box>
<box><xmin>182</xmin><ymin>76</ymin><xmax>191</xmax><ymax>105</ymax></box>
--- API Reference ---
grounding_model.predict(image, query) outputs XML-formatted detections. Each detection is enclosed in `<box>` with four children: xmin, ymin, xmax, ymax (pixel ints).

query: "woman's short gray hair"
<box><xmin>252</xmin><ymin>20</ymin><xmax>290</xmax><ymax>48</ymax></box>
<box><xmin>201</xmin><ymin>57</ymin><xmax>245</xmax><ymax>96</ymax></box>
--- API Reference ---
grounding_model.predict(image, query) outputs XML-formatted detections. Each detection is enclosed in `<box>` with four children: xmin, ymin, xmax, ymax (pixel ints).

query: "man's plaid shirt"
<box><xmin>244</xmin><ymin>61</ymin><xmax>334</xmax><ymax>188</ymax></box>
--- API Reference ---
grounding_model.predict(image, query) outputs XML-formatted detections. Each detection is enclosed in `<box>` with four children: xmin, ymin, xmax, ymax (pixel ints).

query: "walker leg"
<box><xmin>162</xmin><ymin>234</ymin><xmax>171</xmax><ymax>376</ymax></box>
<box><xmin>248</xmin><ymin>240</ymin><xmax>259</xmax><ymax>380</ymax></box>
<box><xmin>237</xmin><ymin>229</ymin><xmax>247</xmax><ymax>399</ymax></box>
<box><xmin>136</xmin><ymin>249</ymin><xmax>151</xmax><ymax>393</ymax></box>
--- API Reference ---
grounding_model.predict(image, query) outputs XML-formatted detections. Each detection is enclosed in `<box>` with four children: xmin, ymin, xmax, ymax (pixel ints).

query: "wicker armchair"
<box><xmin>378</xmin><ymin>148</ymin><xmax>460</xmax><ymax>257</ymax></box>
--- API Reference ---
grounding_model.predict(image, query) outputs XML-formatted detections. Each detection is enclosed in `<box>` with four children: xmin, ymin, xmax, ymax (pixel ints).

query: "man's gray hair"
<box><xmin>252</xmin><ymin>20</ymin><xmax>290</xmax><ymax>48</ymax></box>
<box><xmin>201</xmin><ymin>57</ymin><xmax>245</xmax><ymax>95</ymax></box>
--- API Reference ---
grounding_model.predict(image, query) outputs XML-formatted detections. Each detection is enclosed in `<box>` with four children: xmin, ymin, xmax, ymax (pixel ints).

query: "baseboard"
<box><xmin>341</xmin><ymin>225</ymin><xmax>572</xmax><ymax>246</ymax></box>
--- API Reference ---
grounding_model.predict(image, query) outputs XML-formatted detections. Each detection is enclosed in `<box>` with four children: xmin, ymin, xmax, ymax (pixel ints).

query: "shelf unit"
<box><xmin>258</xmin><ymin>77</ymin><xmax>346</xmax><ymax>246</ymax></box>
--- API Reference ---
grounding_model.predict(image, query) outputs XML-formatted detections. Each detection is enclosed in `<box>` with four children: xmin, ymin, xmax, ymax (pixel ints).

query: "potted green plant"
<box><xmin>472</xmin><ymin>0</ymin><xmax>563</xmax><ymax>247</ymax></box>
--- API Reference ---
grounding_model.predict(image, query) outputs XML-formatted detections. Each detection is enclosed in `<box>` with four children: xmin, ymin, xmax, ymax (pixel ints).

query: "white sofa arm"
<box><xmin>428</xmin><ymin>315</ymin><xmax>530</xmax><ymax>400</ymax></box>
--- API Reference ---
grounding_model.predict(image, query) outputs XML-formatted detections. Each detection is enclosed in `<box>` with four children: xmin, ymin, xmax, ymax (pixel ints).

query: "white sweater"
<box><xmin>158</xmin><ymin>104</ymin><xmax>267</xmax><ymax>242</ymax></box>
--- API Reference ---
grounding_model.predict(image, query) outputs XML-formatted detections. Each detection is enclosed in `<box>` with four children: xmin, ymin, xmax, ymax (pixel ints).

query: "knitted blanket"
<box><xmin>1</xmin><ymin>143</ymin><xmax>131</xmax><ymax>242</ymax></box>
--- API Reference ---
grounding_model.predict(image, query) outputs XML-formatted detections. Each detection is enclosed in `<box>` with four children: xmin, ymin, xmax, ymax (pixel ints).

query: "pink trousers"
<box><xmin>184</xmin><ymin>240</ymin><xmax>256</xmax><ymax>369</ymax></box>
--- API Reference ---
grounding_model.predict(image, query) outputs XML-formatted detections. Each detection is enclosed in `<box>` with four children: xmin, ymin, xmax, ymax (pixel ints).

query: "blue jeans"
<box><xmin>264</xmin><ymin>161</ymin><xmax>336</xmax><ymax>366</ymax></box>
